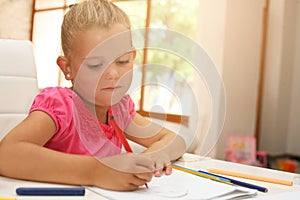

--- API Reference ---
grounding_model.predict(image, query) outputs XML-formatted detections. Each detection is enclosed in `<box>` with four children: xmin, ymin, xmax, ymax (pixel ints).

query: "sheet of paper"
<box><xmin>254</xmin><ymin>190</ymin><xmax>300</xmax><ymax>200</ymax></box>
<box><xmin>88</xmin><ymin>169</ymin><xmax>257</xmax><ymax>200</ymax></box>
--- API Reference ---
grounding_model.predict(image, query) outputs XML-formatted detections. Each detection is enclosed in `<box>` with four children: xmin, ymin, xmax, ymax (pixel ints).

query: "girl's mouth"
<box><xmin>101</xmin><ymin>86</ymin><xmax>121</xmax><ymax>92</ymax></box>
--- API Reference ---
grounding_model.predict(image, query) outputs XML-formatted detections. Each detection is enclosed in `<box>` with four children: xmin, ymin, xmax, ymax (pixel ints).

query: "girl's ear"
<box><xmin>56</xmin><ymin>56</ymin><xmax>72</xmax><ymax>80</ymax></box>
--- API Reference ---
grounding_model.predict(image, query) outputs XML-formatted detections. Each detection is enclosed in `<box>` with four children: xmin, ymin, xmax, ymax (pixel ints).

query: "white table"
<box><xmin>1</xmin><ymin>153</ymin><xmax>300</xmax><ymax>199</ymax></box>
<box><xmin>176</xmin><ymin>154</ymin><xmax>300</xmax><ymax>199</ymax></box>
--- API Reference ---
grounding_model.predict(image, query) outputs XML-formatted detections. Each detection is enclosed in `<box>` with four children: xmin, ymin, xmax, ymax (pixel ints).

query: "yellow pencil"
<box><xmin>208</xmin><ymin>168</ymin><xmax>293</xmax><ymax>186</ymax></box>
<box><xmin>0</xmin><ymin>197</ymin><xmax>16</xmax><ymax>200</ymax></box>
<box><xmin>172</xmin><ymin>165</ymin><xmax>233</xmax><ymax>185</ymax></box>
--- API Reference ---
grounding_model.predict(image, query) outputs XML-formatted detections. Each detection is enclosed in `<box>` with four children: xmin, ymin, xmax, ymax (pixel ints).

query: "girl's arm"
<box><xmin>0</xmin><ymin>111</ymin><xmax>99</xmax><ymax>185</ymax></box>
<box><xmin>125</xmin><ymin>113</ymin><xmax>187</xmax><ymax>175</ymax></box>
<box><xmin>0</xmin><ymin>111</ymin><xmax>154</xmax><ymax>191</ymax></box>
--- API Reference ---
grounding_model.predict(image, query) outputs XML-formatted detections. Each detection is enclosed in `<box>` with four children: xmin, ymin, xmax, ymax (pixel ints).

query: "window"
<box><xmin>31</xmin><ymin>0</ymin><xmax>200</xmax><ymax>126</ymax></box>
<box><xmin>31</xmin><ymin>0</ymin><xmax>76</xmax><ymax>88</ymax></box>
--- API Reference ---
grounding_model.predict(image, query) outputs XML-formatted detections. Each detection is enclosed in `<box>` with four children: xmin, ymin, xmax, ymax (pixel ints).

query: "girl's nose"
<box><xmin>104</xmin><ymin>65</ymin><xmax>119</xmax><ymax>80</ymax></box>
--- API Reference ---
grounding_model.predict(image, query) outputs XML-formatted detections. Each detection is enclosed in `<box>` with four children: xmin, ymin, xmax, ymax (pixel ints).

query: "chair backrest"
<box><xmin>0</xmin><ymin>39</ymin><xmax>39</xmax><ymax>140</ymax></box>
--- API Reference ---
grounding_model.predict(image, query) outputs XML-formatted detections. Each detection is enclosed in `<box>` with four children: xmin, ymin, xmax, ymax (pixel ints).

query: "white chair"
<box><xmin>0</xmin><ymin>39</ymin><xmax>39</xmax><ymax>140</ymax></box>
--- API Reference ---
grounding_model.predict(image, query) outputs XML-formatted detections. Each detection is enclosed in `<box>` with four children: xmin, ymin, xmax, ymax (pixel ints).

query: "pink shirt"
<box><xmin>30</xmin><ymin>87</ymin><xmax>136</xmax><ymax>158</ymax></box>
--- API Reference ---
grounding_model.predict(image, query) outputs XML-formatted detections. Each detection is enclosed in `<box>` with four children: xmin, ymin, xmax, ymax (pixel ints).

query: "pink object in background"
<box><xmin>225</xmin><ymin>134</ymin><xmax>268</xmax><ymax>168</ymax></box>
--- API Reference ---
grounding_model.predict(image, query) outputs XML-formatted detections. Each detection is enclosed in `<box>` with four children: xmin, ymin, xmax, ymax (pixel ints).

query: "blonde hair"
<box><xmin>61</xmin><ymin>0</ymin><xmax>131</xmax><ymax>57</ymax></box>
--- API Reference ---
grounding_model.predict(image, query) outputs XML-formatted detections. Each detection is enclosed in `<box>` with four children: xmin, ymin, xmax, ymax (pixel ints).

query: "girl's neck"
<box><xmin>85</xmin><ymin>102</ymin><xmax>109</xmax><ymax>124</ymax></box>
<box><xmin>73</xmin><ymin>88</ymin><xmax>109</xmax><ymax>124</ymax></box>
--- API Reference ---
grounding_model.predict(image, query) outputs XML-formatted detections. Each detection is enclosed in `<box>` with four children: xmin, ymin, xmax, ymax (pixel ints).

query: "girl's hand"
<box><xmin>144</xmin><ymin>151</ymin><xmax>173</xmax><ymax>177</ymax></box>
<box><xmin>94</xmin><ymin>153</ymin><xmax>155</xmax><ymax>191</ymax></box>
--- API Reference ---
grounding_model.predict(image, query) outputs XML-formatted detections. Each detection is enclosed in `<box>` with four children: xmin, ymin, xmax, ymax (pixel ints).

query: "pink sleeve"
<box><xmin>29</xmin><ymin>87</ymin><xmax>72</xmax><ymax>134</ymax></box>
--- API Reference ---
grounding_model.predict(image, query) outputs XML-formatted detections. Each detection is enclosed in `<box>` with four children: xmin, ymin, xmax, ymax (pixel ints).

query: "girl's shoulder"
<box><xmin>30</xmin><ymin>87</ymin><xmax>75</xmax><ymax>132</ymax></box>
<box><xmin>30</xmin><ymin>86</ymin><xmax>74</xmax><ymax>114</ymax></box>
<box><xmin>113</xmin><ymin>94</ymin><xmax>135</xmax><ymax>113</ymax></box>
<box><xmin>39</xmin><ymin>87</ymin><xmax>73</xmax><ymax>98</ymax></box>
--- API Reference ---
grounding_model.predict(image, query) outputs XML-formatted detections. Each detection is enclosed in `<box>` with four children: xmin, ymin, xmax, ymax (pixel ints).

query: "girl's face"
<box><xmin>68</xmin><ymin>24</ymin><xmax>135</xmax><ymax>106</ymax></box>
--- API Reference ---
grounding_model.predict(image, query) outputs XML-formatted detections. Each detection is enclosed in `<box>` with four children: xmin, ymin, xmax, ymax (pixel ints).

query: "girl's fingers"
<box><xmin>135</xmin><ymin>155</ymin><xmax>156</xmax><ymax>172</ymax></box>
<box><xmin>153</xmin><ymin>162</ymin><xmax>164</xmax><ymax>177</ymax></box>
<box><xmin>154</xmin><ymin>169</ymin><xmax>163</xmax><ymax>177</ymax></box>
<box><xmin>164</xmin><ymin>164</ymin><xmax>172</xmax><ymax>175</ymax></box>
<box><xmin>130</xmin><ymin>173</ymin><xmax>152</xmax><ymax>187</ymax></box>
<box><xmin>134</xmin><ymin>172</ymin><xmax>153</xmax><ymax>182</ymax></box>
<box><xmin>153</xmin><ymin>161</ymin><xmax>172</xmax><ymax>177</ymax></box>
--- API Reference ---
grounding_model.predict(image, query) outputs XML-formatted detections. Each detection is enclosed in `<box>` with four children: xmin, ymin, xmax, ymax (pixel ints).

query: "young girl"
<box><xmin>0</xmin><ymin>0</ymin><xmax>186</xmax><ymax>191</ymax></box>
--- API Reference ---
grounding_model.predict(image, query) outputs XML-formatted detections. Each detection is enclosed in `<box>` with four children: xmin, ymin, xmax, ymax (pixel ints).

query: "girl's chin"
<box><xmin>95</xmin><ymin>95</ymin><xmax>124</xmax><ymax>106</ymax></box>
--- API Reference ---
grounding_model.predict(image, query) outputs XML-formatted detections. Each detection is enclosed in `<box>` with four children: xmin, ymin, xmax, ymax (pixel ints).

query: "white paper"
<box><xmin>254</xmin><ymin>190</ymin><xmax>300</xmax><ymax>200</ymax></box>
<box><xmin>88</xmin><ymin>169</ymin><xmax>257</xmax><ymax>200</ymax></box>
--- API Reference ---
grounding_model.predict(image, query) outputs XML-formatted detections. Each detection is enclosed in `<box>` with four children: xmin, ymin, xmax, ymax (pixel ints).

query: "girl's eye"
<box><xmin>116</xmin><ymin>60</ymin><xmax>130</xmax><ymax>65</ymax></box>
<box><xmin>87</xmin><ymin>63</ymin><xmax>103</xmax><ymax>69</ymax></box>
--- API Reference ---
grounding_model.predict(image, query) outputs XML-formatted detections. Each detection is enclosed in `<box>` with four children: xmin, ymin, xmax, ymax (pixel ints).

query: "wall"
<box><xmin>196</xmin><ymin>0</ymin><xmax>227</xmax><ymax>157</ymax></box>
<box><xmin>198</xmin><ymin>0</ymin><xmax>300</xmax><ymax>159</ymax></box>
<box><xmin>0</xmin><ymin>0</ymin><xmax>33</xmax><ymax>39</ymax></box>
<box><xmin>197</xmin><ymin>0</ymin><xmax>227</xmax><ymax>72</ymax></box>
<box><xmin>286</xmin><ymin>0</ymin><xmax>300</xmax><ymax>155</ymax></box>
<box><xmin>198</xmin><ymin>0</ymin><xmax>265</xmax><ymax>159</ymax></box>
<box><xmin>219</xmin><ymin>0</ymin><xmax>265</xmax><ymax>159</ymax></box>
<box><xmin>259</xmin><ymin>0</ymin><xmax>300</xmax><ymax>156</ymax></box>
<box><xmin>258</xmin><ymin>0</ymin><xmax>286</xmax><ymax>155</ymax></box>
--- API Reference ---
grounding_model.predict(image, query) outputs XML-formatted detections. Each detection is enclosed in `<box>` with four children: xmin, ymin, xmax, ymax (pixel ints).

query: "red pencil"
<box><xmin>110</xmin><ymin>116</ymin><xmax>149</xmax><ymax>188</ymax></box>
<box><xmin>110</xmin><ymin>116</ymin><xmax>133</xmax><ymax>153</ymax></box>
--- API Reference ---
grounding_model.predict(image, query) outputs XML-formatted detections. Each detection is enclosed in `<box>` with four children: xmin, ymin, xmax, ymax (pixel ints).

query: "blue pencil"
<box><xmin>16</xmin><ymin>187</ymin><xmax>85</xmax><ymax>196</ymax></box>
<box><xmin>198</xmin><ymin>170</ymin><xmax>268</xmax><ymax>193</ymax></box>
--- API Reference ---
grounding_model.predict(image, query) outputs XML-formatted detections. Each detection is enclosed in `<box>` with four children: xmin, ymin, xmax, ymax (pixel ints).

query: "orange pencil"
<box><xmin>208</xmin><ymin>168</ymin><xmax>293</xmax><ymax>186</ymax></box>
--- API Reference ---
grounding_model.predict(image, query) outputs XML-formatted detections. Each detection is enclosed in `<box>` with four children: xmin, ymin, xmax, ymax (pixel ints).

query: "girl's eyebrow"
<box><xmin>83</xmin><ymin>50</ymin><xmax>133</xmax><ymax>61</ymax></box>
<box><xmin>82</xmin><ymin>56</ymin><xmax>105</xmax><ymax>61</ymax></box>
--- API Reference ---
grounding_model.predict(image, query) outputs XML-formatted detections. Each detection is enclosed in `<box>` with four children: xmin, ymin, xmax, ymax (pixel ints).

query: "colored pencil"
<box><xmin>198</xmin><ymin>169</ymin><xmax>268</xmax><ymax>192</ymax></box>
<box><xmin>16</xmin><ymin>187</ymin><xmax>85</xmax><ymax>196</ymax></box>
<box><xmin>110</xmin><ymin>116</ymin><xmax>132</xmax><ymax>152</ymax></box>
<box><xmin>110</xmin><ymin>116</ymin><xmax>148</xmax><ymax>188</ymax></box>
<box><xmin>172</xmin><ymin>165</ymin><xmax>233</xmax><ymax>185</ymax></box>
<box><xmin>208</xmin><ymin>168</ymin><xmax>292</xmax><ymax>186</ymax></box>
<box><xmin>0</xmin><ymin>197</ymin><xmax>16</xmax><ymax>200</ymax></box>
